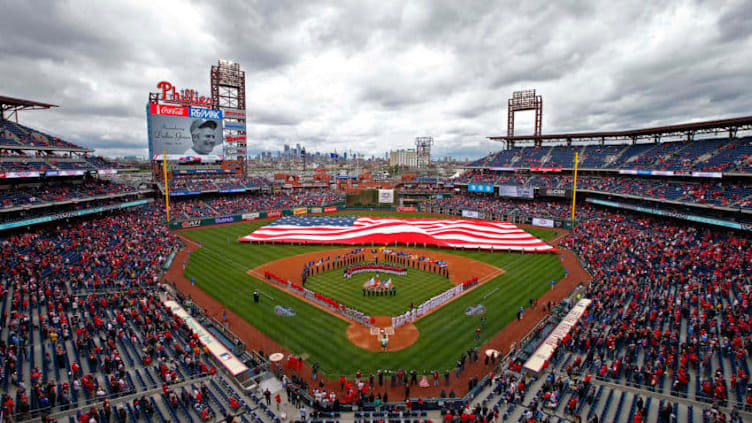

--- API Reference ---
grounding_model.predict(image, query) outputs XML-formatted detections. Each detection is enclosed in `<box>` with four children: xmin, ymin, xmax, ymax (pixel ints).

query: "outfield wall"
<box><xmin>169</xmin><ymin>202</ymin><xmax>571</xmax><ymax>231</ymax></box>
<box><xmin>168</xmin><ymin>203</ymin><xmax>344</xmax><ymax>229</ymax></box>
<box><xmin>419</xmin><ymin>204</ymin><xmax>574</xmax><ymax>229</ymax></box>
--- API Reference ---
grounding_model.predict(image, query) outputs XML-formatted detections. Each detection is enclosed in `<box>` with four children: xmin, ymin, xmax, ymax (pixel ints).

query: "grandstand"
<box><xmin>471</xmin><ymin>136</ymin><xmax>752</xmax><ymax>173</ymax></box>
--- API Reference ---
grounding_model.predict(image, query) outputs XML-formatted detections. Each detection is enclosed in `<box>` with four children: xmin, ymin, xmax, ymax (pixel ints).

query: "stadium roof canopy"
<box><xmin>0</xmin><ymin>95</ymin><xmax>58</xmax><ymax>120</ymax></box>
<box><xmin>488</xmin><ymin>115</ymin><xmax>752</xmax><ymax>148</ymax></box>
<box><xmin>0</xmin><ymin>95</ymin><xmax>95</xmax><ymax>153</ymax></box>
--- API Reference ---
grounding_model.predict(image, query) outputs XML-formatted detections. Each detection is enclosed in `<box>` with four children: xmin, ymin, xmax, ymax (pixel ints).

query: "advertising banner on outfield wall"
<box><xmin>242</xmin><ymin>212</ymin><xmax>260</xmax><ymax>221</ymax></box>
<box><xmin>378</xmin><ymin>189</ymin><xmax>394</xmax><ymax>203</ymax></box>
<box><xmin>180</xmin><ymin>219</ymin><xmax>201</xmax><ymax>228</ymax></box>
<box><xmin>532</xmin><ymin>217</ymin><xmax>555</xmax><ymax>228</ymax></box>
<box><xmin>267</xmin><ymin>210</ymin><xmax>282</xmax><ymax>218</ymax></box>
<box><xmin>214</xmin><ymin>216</ymin><xmax>235</xmax><ymax>225</ymax></box>
<box><xmin>324</xmin><ymin>206</ymin><xmax>338</xmax><ymax>213</ymax></box>
<box><xmin>396</xmin><ymin>206</ymin><xmax>417</xmax><ymax>212</ymax></box>
<box><xmin>293</xmin><ymin>208</ymin><xmax>308</xmax><ymax>216</ymax></box>
<box><xmin>462</xmin><ymin>210</ymin><xmax>480</xmax><ymax>218</ymax></box>
<box><xmin>310</xmin><ymin>207</ymin><xmax>323</xmax><ymax>214</ymax></box>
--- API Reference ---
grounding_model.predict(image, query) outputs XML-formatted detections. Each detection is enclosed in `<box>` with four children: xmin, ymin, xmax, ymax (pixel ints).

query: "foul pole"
<box><xmin>571</xmin><ymin>152</ymin><xmax>578</xmax><ymax>223</ymax></box>
<box><xmin>163</xmin><ymin>151</ymin><xmax>170</xmax><ymax>222</ymax></box>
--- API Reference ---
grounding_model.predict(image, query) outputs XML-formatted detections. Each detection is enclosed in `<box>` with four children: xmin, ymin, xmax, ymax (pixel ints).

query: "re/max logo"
<box><xmin>189</xmin><ymin>108</ymin><xmax>223</xmax><ymax>120</ymax></box>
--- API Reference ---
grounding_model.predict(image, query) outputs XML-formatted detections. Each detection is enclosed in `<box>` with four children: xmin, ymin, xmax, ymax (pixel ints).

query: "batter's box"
<box><xmin>385</xmin><ymin>327</ymin><xmax>394</xmax><ymax>335</ymax></box>
<box><xmin>370</xmin><ymin>327</ymin><xmax>379</xmax><ymax>336</ymax></box>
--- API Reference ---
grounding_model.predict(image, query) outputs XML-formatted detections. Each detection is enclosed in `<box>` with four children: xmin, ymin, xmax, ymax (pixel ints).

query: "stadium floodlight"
<box><xmin>507</xmin><ymin>89</ymin><xmax>543</xmax><ymax>141</ymax></box>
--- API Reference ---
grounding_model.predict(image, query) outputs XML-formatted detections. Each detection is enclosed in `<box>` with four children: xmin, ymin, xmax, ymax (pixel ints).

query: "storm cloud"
<box><xmin>1</xmin><ymin>0</ymin><xmax>750</xmax><ymax>159</ymax></box>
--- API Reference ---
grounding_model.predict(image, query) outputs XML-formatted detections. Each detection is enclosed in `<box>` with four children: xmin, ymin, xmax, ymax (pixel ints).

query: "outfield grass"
<box><xmin>305</xmin><ymin>268</ymin><xmax>454</xmax><ymax>316</ymax></box>
<box><xmin>182</xmin><ymin>214</ymin><xmax>563</xmax><ymax>376</ymax></box>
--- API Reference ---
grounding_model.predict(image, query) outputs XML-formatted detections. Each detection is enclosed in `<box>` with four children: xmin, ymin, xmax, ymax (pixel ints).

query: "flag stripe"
<box><xmin>239</xmin><ymin>216</ymin><xmax>554</xmax><ymax>252</ymax></box>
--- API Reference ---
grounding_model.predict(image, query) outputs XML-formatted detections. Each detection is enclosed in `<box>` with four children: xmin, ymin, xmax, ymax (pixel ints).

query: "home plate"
<box><xmin>385</xmin><ymin>327</ymin><xmax>394</xmax><ymax>335</ymax></box>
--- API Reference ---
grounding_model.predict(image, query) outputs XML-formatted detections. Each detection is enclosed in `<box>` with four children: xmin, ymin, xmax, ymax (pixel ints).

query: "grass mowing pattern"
<box><xmin>305</xmin><ymin>268</ymin><xmax>454</xmax><ymax>316</ymax></box>
<box><xmin>182</xmin><ymin>215</ymin><xmax>562</xmax><ymax>376</ymax></box>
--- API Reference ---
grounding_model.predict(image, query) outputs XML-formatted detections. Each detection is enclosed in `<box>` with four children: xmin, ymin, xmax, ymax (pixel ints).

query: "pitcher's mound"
<box><xmin>346</xmin><ymin>316</ymin><xmax>419</xmax><ymax>352</ymax></box>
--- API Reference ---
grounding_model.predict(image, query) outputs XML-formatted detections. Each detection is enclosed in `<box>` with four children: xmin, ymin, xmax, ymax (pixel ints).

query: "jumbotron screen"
<box><xmin>147</xmin><ymin>104</ymin><xmax>224</xmax><ymax>161</ymax></box>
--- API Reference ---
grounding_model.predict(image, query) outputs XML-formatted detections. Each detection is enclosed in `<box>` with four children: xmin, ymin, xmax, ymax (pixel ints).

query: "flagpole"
<box><xmin>571</xmin><ymin>152</ymin><xmax>578</xmax><ymax>225</ymax></box>
<box><xmin>163</xmin><ymin>151</ymin><xmax>170</xmax><ymax>223</ymax></box>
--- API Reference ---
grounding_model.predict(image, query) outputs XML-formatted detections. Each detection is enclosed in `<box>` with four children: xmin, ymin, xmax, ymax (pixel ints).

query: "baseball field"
<box><xmin>181</xmin><ymin>212</ymin><xmax>564</xmax><ymax>377</ymax></box>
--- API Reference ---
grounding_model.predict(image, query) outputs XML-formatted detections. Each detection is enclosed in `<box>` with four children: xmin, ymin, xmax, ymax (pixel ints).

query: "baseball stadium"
<box><xmin>2</xmin><ymin>6</ymin><xmax>752</xmax><ymax>423</ymax></box>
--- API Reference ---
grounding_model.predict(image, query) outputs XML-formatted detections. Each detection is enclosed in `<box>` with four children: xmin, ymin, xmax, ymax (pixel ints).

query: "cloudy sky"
<box><xmin>1</xmin><ymin>0</ymin><xmax>751</xmax><ymax>160</ymax></box>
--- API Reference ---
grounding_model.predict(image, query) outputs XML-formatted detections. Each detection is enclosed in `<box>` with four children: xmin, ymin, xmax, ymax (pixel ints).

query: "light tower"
<box><xmin>507</xmin><ymin>89</ymin><xmax>543</xmax><ymax>146</ymax></box>
<box><xmin>415</xmin><ymin>137</ymin><xmax>433</xmax><ymax>168</ymax></box>
<box><xmin>210</xmin><ymin>60</ymin><xmax>246</xmax><ymax>173</ymax></box>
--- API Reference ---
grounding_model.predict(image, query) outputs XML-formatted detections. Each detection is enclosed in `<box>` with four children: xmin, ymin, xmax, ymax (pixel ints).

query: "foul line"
<box><xmin>255</xmin><ymin>290</ymin><xmax>275</xmax><ymax>300</ymax></box>
<box><xmin>483</xmin><ymin>288</ymin><xmax>500</xmax><ymax>300</ymax></box>
<box><xmin>178</xmin><ymin>234</ymin><xmax>202</xmax><ymax>248</ymax></box>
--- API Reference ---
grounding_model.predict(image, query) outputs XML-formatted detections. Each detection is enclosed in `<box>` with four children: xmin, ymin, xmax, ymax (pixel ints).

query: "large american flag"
<box><xmin>239</xmin><ymin>216</ymin><xmax>554</xmax><ymax>252</ymax></box>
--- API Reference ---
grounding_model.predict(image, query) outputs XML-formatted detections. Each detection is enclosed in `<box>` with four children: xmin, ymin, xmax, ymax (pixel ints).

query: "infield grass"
<box><xmin>305</xmin><ymin>268</ymin><xmax>454</xmax><ymax>316</ymax></box>
<box><xmin>182</xmin><ymin>213</ymin><xmax>564</xmax><ymax>376</ymax></box>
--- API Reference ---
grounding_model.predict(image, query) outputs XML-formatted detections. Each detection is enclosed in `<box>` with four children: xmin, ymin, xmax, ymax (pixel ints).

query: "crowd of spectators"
<box><xmin>0</xmin><ymin>120</ymin><xmax>81</xmax><ymax>150</ymax></box>
<box><xmin>0</xmin><ymin>206</ymin><xmax>264</xmax><ymax>422</ymax></box>
<box><xmin>575</xmin><ymin>176</ymin><xmax>752</xmax><ymax>207</ymax></box>
<box><xmin>171</xmin><ymin>190</ymin><xmax>344</xmax><ymax>219</ymax></box>
<box><xmin>550</xmin><ymin>212</ymin><xmax>752</xmax><ymax>412</ymax></box>
<box><xmin>1</xmin><ymin>181</ymin><xmax>139</xmax><ymax>210</ymax></box>
<box><xmin>0</xmin><ymin>158</ymin><xmax>122</xmax><ymax>172</ymax></box>
<box><xmin>452</xmin><ymin>171</ymin><xmax>752</xmax><ymax>208</ymax></box>
<box><xmin>167</xmin><ymin>177</ymin><xmax>270</xmax><ymax>193</ymax></box>
<box><xmin>422</xmin><ymin>195</ymin><xmax>607</xmax><ymax>221</ymax></box>
<box><xmin>469</xmin><ymin>137</ymin><xmax>752</xmax><ymax>172</ymax></box>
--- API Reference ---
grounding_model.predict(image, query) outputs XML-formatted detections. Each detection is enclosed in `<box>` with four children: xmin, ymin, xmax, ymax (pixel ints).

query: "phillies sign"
<box><xmin>157</xmin><ymin>81</ymin><xmax>213</xmax><ymax>107</ymax></box>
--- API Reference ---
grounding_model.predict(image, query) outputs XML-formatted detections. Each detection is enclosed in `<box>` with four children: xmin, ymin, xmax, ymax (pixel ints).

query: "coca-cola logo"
<box><xmin>159</xmin><ymin>105</ymin><xmax>187</xmax><ymax>116</ymax></box>
<box><xmin>149</xmin><ymin>103</ymin><xmax>188</xmax><ymax>116</ymax></box>
<box><xmin>267</xmin><ymin>210</ymin><xmax>282</xmax><ymax>218</ymax></box>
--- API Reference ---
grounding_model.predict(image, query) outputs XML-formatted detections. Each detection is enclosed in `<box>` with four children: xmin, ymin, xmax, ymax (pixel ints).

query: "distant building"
<box><xmin>390</xmin><ymin>149</ymin><xmax>417</xmax><ymax>167</ymax></box>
